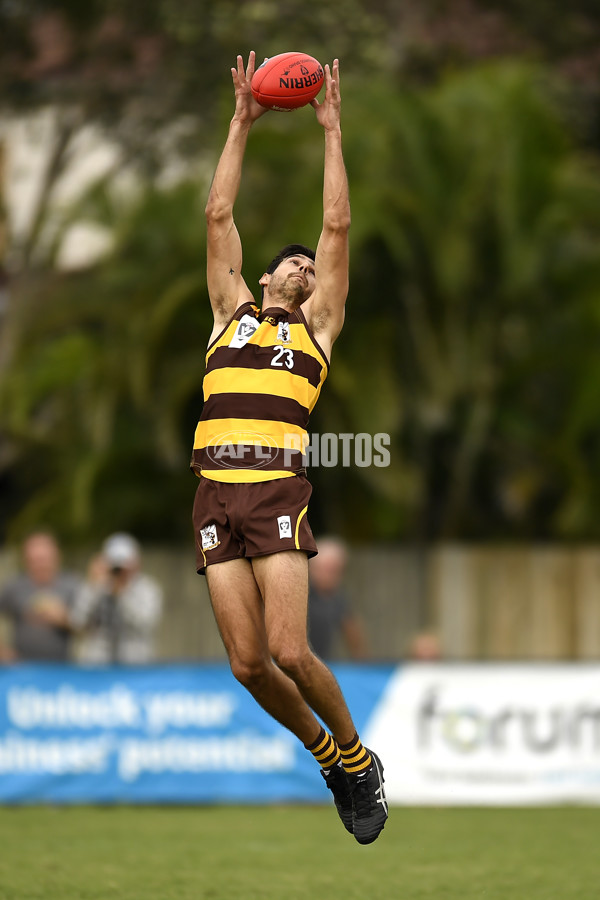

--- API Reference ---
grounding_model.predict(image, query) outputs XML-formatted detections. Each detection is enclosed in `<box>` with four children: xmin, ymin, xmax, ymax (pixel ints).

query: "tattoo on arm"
<box><xmin>229</xmin><ymin>268</ymin><xmax>235</xmax><ymax>275</ymax></box>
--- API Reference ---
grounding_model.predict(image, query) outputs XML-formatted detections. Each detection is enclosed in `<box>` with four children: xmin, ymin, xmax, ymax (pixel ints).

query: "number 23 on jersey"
<box><xmin>271</xmin><ymin>347</ymin><xmax>294</xmax><ymax>369</ymax></box>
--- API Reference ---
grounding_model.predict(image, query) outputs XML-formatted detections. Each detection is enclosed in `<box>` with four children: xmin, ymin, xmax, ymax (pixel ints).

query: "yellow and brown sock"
<box><xmin>339</xmin><ymin>732</ymin><xmax>372</xmax><ymax>776</ymax></box>
<box><xmin>305</xmin><ymin>726</ymin><xmax>341</xmax><ymax>772</ymax></box>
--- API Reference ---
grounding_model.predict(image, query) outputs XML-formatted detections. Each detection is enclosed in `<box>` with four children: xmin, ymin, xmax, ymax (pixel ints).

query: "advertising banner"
<box><xmin>0</xmin><ymin>663</ymin><xmax>392</xmax><ymax>804</ymax></box>
<box><xmin>3</xmin><ymin>663</ymin><xmax>600</xmax><ymax>804</ymax></box>
<box><xmin>365</xmin><ymin>664</ymin><xmax>600</xmax><ymax>805</ymax></box>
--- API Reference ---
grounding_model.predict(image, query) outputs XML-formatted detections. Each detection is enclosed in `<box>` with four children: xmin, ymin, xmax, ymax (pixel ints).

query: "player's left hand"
<box><xmin>311</xmin><ymin>59</ymin><xmax>341</xmax><ymax>131</ymax></box>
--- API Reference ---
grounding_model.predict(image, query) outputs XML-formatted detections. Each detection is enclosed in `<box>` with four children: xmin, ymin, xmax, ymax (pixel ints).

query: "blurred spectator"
<box><xmin>71</xmin><ymin>533</ymin><xmax>163</xmax><ymax>665</ymax></box>
<box><xmin>308</xmin><ymin>536</ymin><xmax>368</xmax><ymax>660</ymax></box>
<box><xmin>408</xmin><ymin>630</ymin><xmax>442</xmax><ymax>662</ymax></box>
<box><xmin>0</xmin><ymin>531</ymin><xmax>80</xmax><ymax>662</ymax></box>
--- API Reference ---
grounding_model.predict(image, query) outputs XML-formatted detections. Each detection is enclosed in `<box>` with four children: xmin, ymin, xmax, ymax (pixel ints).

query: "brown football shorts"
<box><xmin>192</xmin><ymin>474</ymin><xmax>318</xmax><ymax>574</ymax></box>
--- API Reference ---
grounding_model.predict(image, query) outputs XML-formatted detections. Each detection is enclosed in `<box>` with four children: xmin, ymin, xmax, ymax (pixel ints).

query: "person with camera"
<box><xmin>71</xmin><ymin>533</ymin><xmax>163</xmax><ymax>665</ymax></box>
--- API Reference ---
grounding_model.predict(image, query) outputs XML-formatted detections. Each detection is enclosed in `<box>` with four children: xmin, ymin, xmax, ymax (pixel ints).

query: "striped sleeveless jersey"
<box><xmin>191</xmin><ymin>301</ymin><xmax>329</xmax><ymax>482</ymax></box>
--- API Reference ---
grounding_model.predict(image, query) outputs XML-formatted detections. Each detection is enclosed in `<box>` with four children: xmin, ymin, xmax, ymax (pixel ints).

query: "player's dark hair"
<box><xmin>265</xmin><ymin>244</ymin><xmax>315</xmax><ymax>275</ymax></box>
<box><xmin>261</xmin><ymin>244</ymin><xmax>316</xmax><ymax>299</ymax></box>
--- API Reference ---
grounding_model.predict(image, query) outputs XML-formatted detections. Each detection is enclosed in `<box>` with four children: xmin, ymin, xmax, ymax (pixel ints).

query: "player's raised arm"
<box><xmin>205</xmin><ymin>51</ymin><xmax>268</xmax><ymax>332</ymax></box>
<box><xmin>306</xmin><ymin>59</ymin><xmax>350</xmax><ymax>354</ymax></box>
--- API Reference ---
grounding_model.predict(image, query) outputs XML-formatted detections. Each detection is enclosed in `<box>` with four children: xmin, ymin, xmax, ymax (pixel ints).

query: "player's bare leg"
<box><xmin>253</xmin><ymin>550</ymin><xmax>387</xmax><ymax>843</ymax></box>
<box><xmin>206</xmin><ymin>557</ymin><xmax>321</xmax><ymax>743</ymax></box>
<box><xmin>207</xmin><ymin>555</ymin><xmax>354</xmax><ymax>833</ymax></box>
<box><xmin>207</xmin><ymin>553</ymin><xmax>387</xmax><ymax>842</ymax></box>
<box><xmin>251</xmin><ymin>550</ymin><xmax>357</xmax><ymax>743</ymax></box>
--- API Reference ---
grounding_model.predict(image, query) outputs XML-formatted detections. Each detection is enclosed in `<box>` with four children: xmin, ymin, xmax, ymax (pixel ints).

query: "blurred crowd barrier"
<box><xmin>338</xmin><ymin>544</ymin><xmax>600</xmax><ymax>662</ymax></box>
<box><xmin>2</xmin><ymin>544</ymin><xmax>600</xmax><ymax>662</ymax></box>
<box><xmin>429</xmin><ymin>546</ymin><xmax>600</xmax><ymax>661</ymax></box>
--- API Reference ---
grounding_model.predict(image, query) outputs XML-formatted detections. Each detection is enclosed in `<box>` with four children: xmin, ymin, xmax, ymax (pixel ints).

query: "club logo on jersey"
<box><xmin>276</xmin><ymin>321</ymin><xmax>292</xmax><ymax>344</ymax></box>
<box><xmin>200</xmin><ymin>524</ymin><xmax>220</xmax><ymax>550</ymax></box>
<box><xmin>277</xmin><ymin>515</ymin><xmax>292</xmax><ymax>539</ymax></box>
<box><xmin>229</xmin><ymin>314</ymin><xmax>258</xmax><ymax>348</ymax></box>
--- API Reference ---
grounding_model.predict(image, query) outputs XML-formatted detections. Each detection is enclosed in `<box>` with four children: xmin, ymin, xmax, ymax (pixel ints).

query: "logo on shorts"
<box><xmin>276</xmin><ymin>321</ymin><xmax>292</xmax><ymax>344</ymax></box>
<box><xmin>277</xmin><ymin>515</ymin><xmax>292</xmax><ymax>539</ymax></box>
<box><xmin>201</xmin><ymin>524</ymin><xmax>220</xmax><ymax>550</ymax></box>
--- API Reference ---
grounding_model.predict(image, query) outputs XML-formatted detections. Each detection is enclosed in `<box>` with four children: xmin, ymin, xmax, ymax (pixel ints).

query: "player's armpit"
<box><xmin>307</xmin><ymin>296</ymin><xmax>345</xmax><ymax>342</ymax></box>
<box><xmin>306</xmin><ymin>227</ymin><xmax>349</xmax><ymax>348</ymax></box>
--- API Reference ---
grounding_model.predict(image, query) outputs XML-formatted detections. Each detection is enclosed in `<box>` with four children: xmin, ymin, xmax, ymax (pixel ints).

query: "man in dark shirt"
<box><xmin>308</xmin><ymin>537</ymin><xmax>368</xmax><ymax>660</ymax></box>
<box><xmin>0</xmin><ymin>532</ymin><xmax>80</xmax><ymax>662</ymax></box>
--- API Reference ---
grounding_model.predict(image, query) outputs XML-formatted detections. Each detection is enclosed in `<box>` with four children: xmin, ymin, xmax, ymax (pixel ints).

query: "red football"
<box><xmin>251</xmin><ymin>52</ymin><xmax>324</xmax><ymax>111</ymax></box>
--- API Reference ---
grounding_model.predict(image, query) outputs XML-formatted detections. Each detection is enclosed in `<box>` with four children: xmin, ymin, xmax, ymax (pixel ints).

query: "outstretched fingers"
<box><xmin>331</xmin><ymin>58</ymin><xmax>340</xmax><ymax>95</ymax></box>
<box><xmin>318</xmin><ymin>63</ymin><xmax>330</xmax><ymax>102</ymax></box>
<box><xmin>246</xmin><ymin>50</ymin><xmax>256</xmax><ymax>81</ymax></box>
<box><xmin>326</xmin><ymin>59</ymin><xmax>340</xmax><ymax>101</ymax></box>
<box><xmin>231</xmin><ymin>55</ymin><xmax>242</xmax><ymax>84</ymax></box>
<box><xmin>311</xmin><ymin>58</ymin><xmax>341</xmax><ymax>123</ymax></box>
<box><xmin>231</xmin><ymin>50</ymin><xmax>256</xmax><ymax>85</ymax></box>
<box><xmin>314</xmin><ymin>59</ymin><xmax>340</xmax><ymax>104</ymax></box>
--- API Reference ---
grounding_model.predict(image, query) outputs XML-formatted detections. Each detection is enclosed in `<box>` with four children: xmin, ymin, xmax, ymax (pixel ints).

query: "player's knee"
<box><xmin>229</xmin><ymin>655</ymin><xmax>270</xmax><ymax>691</ymax></box>
<box><xmin>271</xmin><ymin>644</ymin><xmax>313</xmax><ymax>681</ymax></box>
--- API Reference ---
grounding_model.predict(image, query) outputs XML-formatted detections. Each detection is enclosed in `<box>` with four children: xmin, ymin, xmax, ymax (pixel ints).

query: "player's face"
<box><xmin>269</xmin><ymin>255</ymin><xmax>316</xmax><ymax>304</ymax></box>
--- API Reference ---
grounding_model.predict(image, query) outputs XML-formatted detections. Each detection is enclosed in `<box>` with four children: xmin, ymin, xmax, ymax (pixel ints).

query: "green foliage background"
<box><xmin>2</xmin><ymin>1</ymin><xmax>600</xmax><ymax>545</ymax></box>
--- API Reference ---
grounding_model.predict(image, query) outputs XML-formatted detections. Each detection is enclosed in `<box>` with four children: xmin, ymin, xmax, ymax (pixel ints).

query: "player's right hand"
<box><xmin>231</xmin><ymin>50</ymin><xmax>268</xmax><ymax>124</ymax></box>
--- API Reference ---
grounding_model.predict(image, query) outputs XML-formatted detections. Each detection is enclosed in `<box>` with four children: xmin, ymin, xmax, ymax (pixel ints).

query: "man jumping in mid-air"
<box><xmin>191</xmin><ymin>51</ymin><xmax>388</xmax><ymax>844</ymax></box>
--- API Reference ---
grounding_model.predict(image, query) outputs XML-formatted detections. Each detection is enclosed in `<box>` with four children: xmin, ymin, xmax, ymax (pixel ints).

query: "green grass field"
<box><xmin>0</xmin><ymin>805</ymin><xmax>597</xmax><ymax>900</ymax></box>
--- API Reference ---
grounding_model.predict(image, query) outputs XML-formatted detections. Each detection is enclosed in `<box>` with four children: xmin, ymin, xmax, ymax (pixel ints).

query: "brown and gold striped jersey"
<box><xmin>191</xmin><ymin>301</ymin><xmax>329</xmax><ymax>482</ymax></box>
